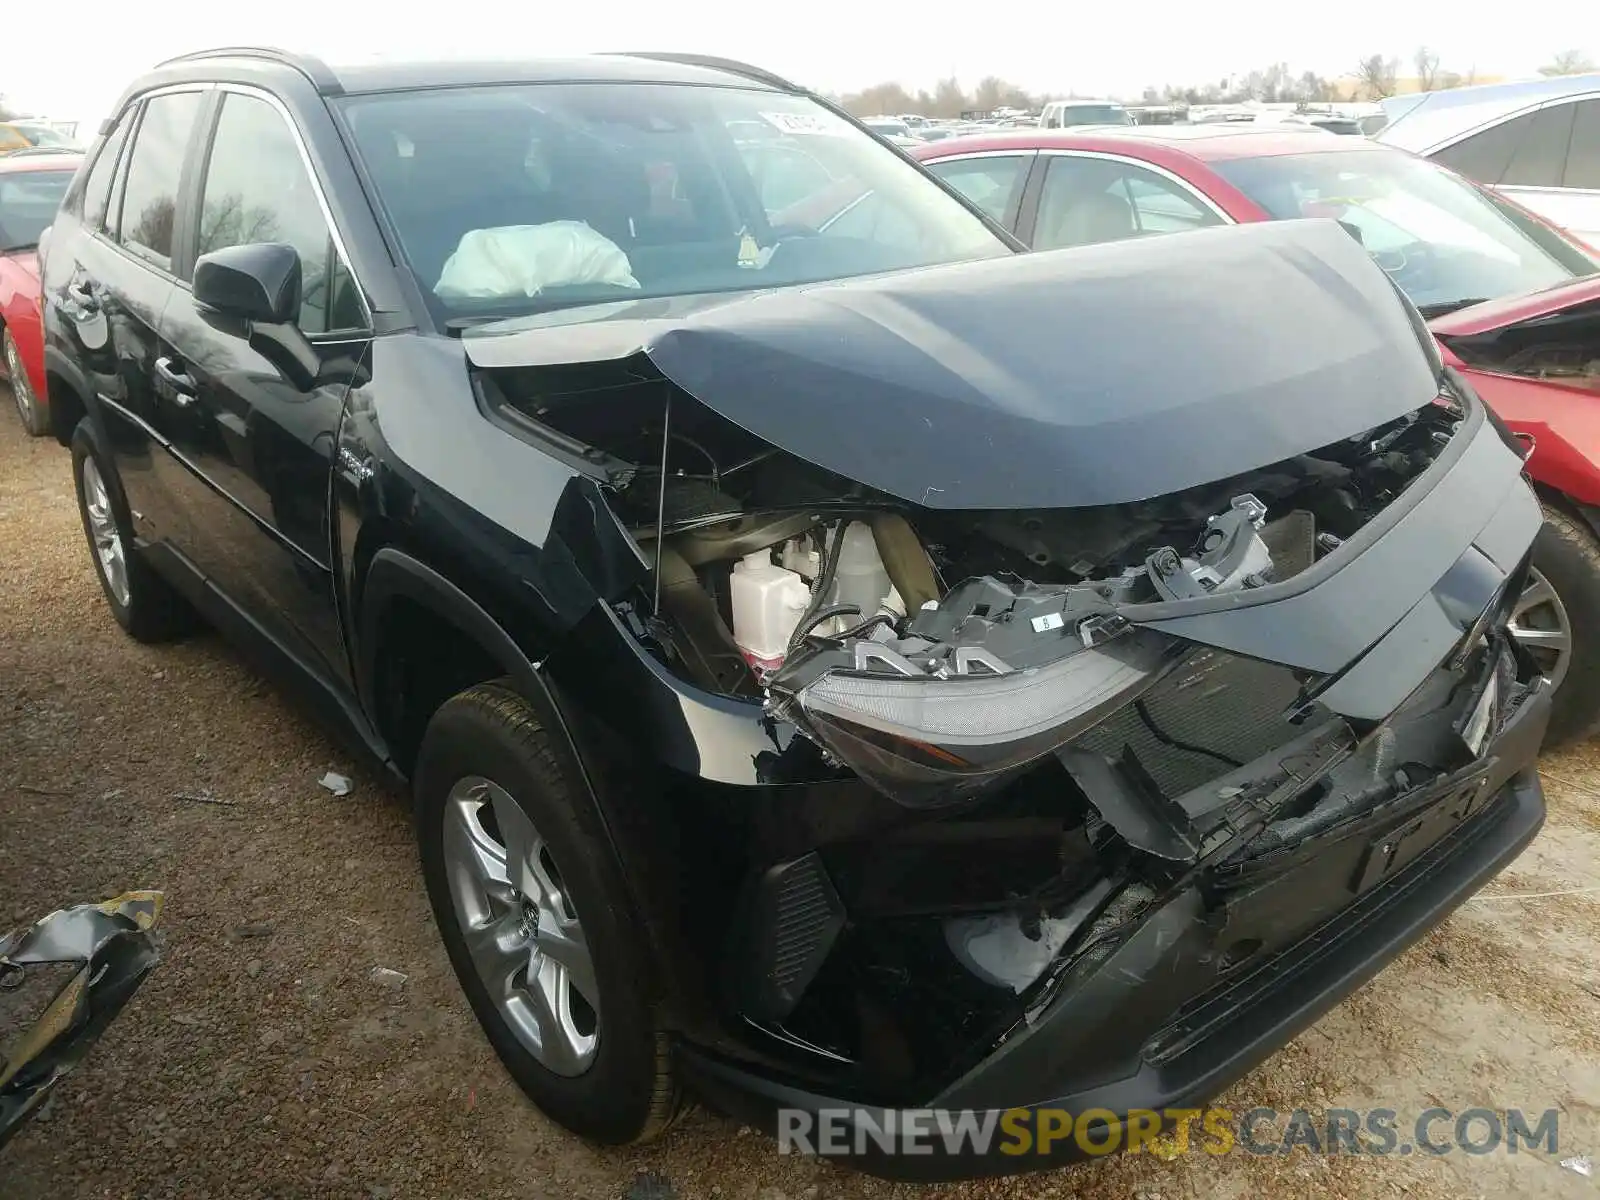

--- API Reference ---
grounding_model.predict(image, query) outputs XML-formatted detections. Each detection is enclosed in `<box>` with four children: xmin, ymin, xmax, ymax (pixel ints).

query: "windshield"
<box><xmin>1062</xmin><ymin>106</ymin><xmax>1131</xmax><ymax>127</ymax></box>
<box><xmin>338</xmin><ymin>84</ymin><xmax>1008</xmax><ymax>325</ymax></box>
<box><xmin>0</xmin><ymin>169</ymin><xmax>73</xmax><ymax>252</ymax></box>
<box><xmin>16</xmin><ymin>124</ymin><xmax>79</xmax><ymax>148</ymax></box>
<box><xmin>1215</xmin><ymin>148</ymin><xmax>1597</xmax><ymax>312</ymax></box>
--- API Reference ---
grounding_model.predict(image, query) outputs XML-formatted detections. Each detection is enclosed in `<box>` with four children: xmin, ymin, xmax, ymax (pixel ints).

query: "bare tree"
<box><xmin>1414</xmin><ymin>46</ymin><xmax>1441</xmax><ymax>90</ymax></box>
<box><xmin>972</xmin><ymin>76</ymin><xmax>1008</xmax><ymax>112</ymax></box>
<box><xmin>1296</xmin><ymin>70</ymin><xmax>1334</xmax><ymax>102</ymax></box>
<box><xmin>1539</xmin><ymin>50</ymin><xmax>1597</xmax><ymax>77</ymax></box>
<box><xmin>931</xmin><ymin>77</ymin><xmax>966</xmax><ymax>118</ymax></box>
<box><xmin>1355</xmin><ymin>54</ymin><xmax>1400</xmax><ymax>99</ymax></box>
<box><xmin>840</xmin><ymin>82</ymin><xmax>917</xmax><ymax>117</ymax></box>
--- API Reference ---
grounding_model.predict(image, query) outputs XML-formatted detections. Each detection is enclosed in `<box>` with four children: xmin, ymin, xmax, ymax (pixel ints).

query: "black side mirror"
<box><xmin>193</xmin><ymin>242</ymin><xmax>302</xmax><ymax>325</ymax></box>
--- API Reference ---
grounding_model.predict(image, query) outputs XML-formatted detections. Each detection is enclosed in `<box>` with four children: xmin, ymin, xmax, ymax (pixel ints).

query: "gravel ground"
<box><xmin>2</xmin><ymin>402</ymin><xmax>1599</xmax><ymax>1200</ymax></box>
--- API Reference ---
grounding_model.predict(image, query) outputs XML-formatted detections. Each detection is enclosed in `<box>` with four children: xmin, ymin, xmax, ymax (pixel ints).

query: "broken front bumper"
<box><xmin>680</xmin><ymin>678</ymin><xmax>1549</xmax><ymax>1181</ymax></box>
<box><xmin>0</xmin><ymin>892</ymin><xmax>165</xmax><ymax>1150</ymax></box>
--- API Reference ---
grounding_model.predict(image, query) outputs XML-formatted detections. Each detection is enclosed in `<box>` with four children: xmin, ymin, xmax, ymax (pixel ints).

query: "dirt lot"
<box><xmin>2</xmin><ymin>405</ymin><xmax>1599</xmax><ymax>1200</ymax></box>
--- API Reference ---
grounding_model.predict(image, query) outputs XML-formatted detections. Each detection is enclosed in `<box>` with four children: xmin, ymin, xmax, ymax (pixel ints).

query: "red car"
<box><xmin>0</xmin><ymin>152</ymin><xmax>80</xmax><ymax>435</ymax></box>
<box><xmin>888</xmin><ymin>124</ymin><xmax>1600</xmax><ymax>746</ymax></box>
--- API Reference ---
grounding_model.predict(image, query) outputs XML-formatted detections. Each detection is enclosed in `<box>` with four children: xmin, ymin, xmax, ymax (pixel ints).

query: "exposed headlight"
<box><xmin>773</xmin><ymin>628</ymin><xmax>1179</xmax><ymax>807</ymax></box>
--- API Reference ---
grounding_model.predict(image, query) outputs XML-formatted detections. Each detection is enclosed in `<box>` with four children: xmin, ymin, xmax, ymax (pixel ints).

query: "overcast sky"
<box><xmin>3</xmin><ymin>0</ymin><xmax>1593</xmax><ymax>127</ymax></box>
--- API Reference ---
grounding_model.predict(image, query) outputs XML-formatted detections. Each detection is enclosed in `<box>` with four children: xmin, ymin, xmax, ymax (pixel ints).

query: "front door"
<box><xmin>156</xmin><ymin>88</ymin><xmax>372</xmax><ymax>691</ymax></box>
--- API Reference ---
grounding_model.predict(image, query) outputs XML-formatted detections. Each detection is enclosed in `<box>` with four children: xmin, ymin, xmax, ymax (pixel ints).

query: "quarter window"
<box><xmin>197</xmin><ymin>92</ymin><xmax>361</xmax><ymax>333</ymax></box>
<box><xmin>82</xmin><ymin>106</ymin><xmax>134</xmax><ymax>229</ymax></box>
<box><xmin>925</xmin><ymin>155</ymin><xmax>1030</xmax><ymax>225</ymax></box>
<box><xmin>117</xmin><ymin>91</ymin><xmax>205</xmax><ymax>268</ymax></box>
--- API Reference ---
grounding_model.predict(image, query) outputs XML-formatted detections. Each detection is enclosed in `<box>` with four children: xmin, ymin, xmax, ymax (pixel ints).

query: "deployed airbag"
<box><xmin>436</xmin><ymin>221</ymin><xmax>640</xmax><ymax>300</ymax></box>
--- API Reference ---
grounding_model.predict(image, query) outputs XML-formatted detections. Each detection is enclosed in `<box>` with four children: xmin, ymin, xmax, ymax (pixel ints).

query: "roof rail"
<box><xmin>609</xmin><ymin>52</ymin><xmax>801</xmax><ymax>93</ymax></box>
<box><xmin>154</xmin><ymin>46</ymin><xmax>343</xmax><ymax>95</ymax></box>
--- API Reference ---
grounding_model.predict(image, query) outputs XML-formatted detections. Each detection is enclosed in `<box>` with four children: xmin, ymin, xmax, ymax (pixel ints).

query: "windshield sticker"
<box><xmin>760</xmin><ymin>111</ymin><xmax>850</xmax><ymax>137</ymax></box>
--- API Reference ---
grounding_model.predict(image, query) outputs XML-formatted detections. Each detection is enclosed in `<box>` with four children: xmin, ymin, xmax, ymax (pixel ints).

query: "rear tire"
<box><xmin>1524</xmin><ymin>505</ymin><xmax>1600</xmax><ymax>748</ymax></box>
<box><xmin>415</xmin><ymin>680</ymin><xmax>680</xmax><ymax>1145</ymax></box>
<box><xmin>3</xmin><ymin>330</ymin><xmax>49</xmax><ymax>437</ymax></box>
<box><xmin>71</xmin><ymin>418</ymin><xmax>195</xmax><ymax>642</ymax></box>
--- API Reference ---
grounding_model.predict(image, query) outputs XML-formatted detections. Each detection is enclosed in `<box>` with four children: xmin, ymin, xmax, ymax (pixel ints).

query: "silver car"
<box><xmin>1377</xmin><ymin>73</ymin><xmax>1600</xmax><ymax>247</ymax></box>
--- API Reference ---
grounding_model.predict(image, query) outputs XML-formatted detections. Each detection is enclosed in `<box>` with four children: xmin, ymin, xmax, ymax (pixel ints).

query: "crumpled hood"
<box><xmin>464</xmin><ymin>218</ymin><xmax>1441</xmax><ymax>510</ymax></box>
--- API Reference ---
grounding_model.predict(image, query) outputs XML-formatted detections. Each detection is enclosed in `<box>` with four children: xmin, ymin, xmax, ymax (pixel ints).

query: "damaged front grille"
<box><xmin>1071</xmin><ymin>649</ymin><xmax>1313</xmax><ymax>799</ymax></box>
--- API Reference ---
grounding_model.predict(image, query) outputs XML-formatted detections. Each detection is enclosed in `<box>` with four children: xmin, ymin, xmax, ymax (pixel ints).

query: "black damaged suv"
<box><xmin>40</xmin><ymin>48</ymin><xmax>1550</xmax><ymax>1178</ymax></box>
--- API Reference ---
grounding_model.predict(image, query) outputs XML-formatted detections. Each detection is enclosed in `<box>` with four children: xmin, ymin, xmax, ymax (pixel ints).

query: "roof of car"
<box><xmin>912</xmin><ymin>124</ymin><xmax>1380</xmax><ymax>163</ymax></box>
<box><xmin>136</xmin><ymin>48</ymin><xmax>799</xmax><ymax>100</ymax></box>
<box><xmin>0</xmin><ymin>152</ymin><xmax>83</xmax><ymax>175</ymax></box>
<box><xmin>1378</xmin><ymin>71</ymin><xmax>1600</xmax><ymax>154</ymax></box>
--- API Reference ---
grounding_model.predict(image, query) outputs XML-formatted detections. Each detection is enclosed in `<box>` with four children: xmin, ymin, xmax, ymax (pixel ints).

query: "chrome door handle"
<box><xmin>154</xmin><ymin>356</ymin><xmax>196</xmax><ymax>397</ymax></box>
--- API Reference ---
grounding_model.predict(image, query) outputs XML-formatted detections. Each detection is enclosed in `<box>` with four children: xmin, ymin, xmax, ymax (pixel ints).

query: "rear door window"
<box><xmin>116</xmin><ymin>90</ymin><xmax>206</xmax><ymax>270</ymax></box>
<box><xmin>1434</xmin><ymin>111</ymin><xmax>1536</xmax><ymax>185</ymax></box>
<box><xmin>1501</xmin><ymin>102</ymin><xmax>1576</xmax><ymax>188</ymax></box>
<box><xmin>924</xmin><ymin>154</ymin><xmax>1031</xmax><ymax>226</ymax></box>
<box><xmin>1565</xmin><ymin>98</ymin><xmax>1600</xmax><ymax>189</ymax></box>
<box><xmin>1033</xmin><ymin>155</ymin><xmax>1221</xmax><ymax>250</ymax></box>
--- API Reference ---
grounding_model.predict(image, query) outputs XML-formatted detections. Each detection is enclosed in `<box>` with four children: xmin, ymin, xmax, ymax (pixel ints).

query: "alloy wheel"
<box><xmin>1509</xmin><ymin>567</ymin><xmax>1573</xmax><ymax>691</ymax></box>
<box><xmin>80</xmin><ymin>456</ymin><xmax>130</xmax><ymax>609</ymax></box>
<box><xmin>442</xmin><ymin>776</ymin><xmax>600</xmax><ymax>1076</ymax></box>
<box><xmin>4</xmin><ymin>335</ymin><xmax>37</xmax><ymax>427</ymax></box>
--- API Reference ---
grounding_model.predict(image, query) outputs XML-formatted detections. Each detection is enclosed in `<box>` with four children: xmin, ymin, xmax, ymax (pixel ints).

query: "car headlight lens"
<box><xmin>776</xmin><ymin>628</ymin><xmax>1179</xmax><ymax>807</ymax></box>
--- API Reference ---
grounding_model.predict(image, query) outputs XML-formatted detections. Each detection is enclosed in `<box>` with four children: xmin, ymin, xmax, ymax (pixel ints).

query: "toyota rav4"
<box><xmin>38</xmin><ymin>47</ymin><xmax>1550</xmax><ymax>1179</ymax></box>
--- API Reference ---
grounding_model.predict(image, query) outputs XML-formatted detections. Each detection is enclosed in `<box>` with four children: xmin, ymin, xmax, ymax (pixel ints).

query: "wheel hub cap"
<box><xmin>80</xmin><ymin>457</ymin><xmax>130</xmax><ymax>608</ymax></box>
<box><xmin>442</xmin><ymin>777</ymin><xmax>599</xmax><ymax>1076</ymax></box>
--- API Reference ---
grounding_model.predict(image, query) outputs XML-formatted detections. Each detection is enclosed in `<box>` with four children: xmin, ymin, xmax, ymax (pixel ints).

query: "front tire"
<box><xmin>1520</xmin><ymin>506</ymin><xmax>1600</xmax><ymax>748</ymax></box>
<box><xmin>3</xmin><ymin>329</ymin><xmax>49</xmax><ymax>437</ymax></box>
<box><xmin>71</xmin><ymin>418</ymin><xmax>194</xmax><ymax>642</ymax></box>
<box><xmin>415</xmin><ymin>681</ymin><xmax>679</xmax><ymax>1145</ymax></box>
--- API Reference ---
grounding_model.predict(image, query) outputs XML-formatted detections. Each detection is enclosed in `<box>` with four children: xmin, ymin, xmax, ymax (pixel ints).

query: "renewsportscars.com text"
<box><xmin>777</xmin><ymin>1106</ymin><xmax>1562</xmax><ymax>1159</ymax></box>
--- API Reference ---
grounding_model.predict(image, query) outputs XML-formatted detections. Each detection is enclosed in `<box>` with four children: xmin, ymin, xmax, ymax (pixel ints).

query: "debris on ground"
<box><xmin>318</xmin><ymin>772</ymin><xmax>353</xmax><ymax>797</ymax></box>
<box><xmin>173</xmin><ymin>789</ymin><xmax>236</xmax><ymax>807</ymax></box>
<box><xmin>225</xmin><ymin>923</ymin><xmax>275</xmax><ymax>942</ymax></box>
<box><xmin>1562</xmin><ymin>1156</ymin><xmax>1593</xmax><ymax>1177</ymax></box>
<box><xmin>370</xmin><ymin>966</ymin><xmax>407</xmax><ymax>990</ymax></box>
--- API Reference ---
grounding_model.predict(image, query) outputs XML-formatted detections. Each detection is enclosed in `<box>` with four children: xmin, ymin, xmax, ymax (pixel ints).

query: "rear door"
<box><xmin>58</xmin><ymin>88</ymin><xmax>209</xmax><ymax>551</ymax></box>
<box><xmin>155</xmin><ymin>87</ymin><xmax>371</xmax><ymax>689</ymax></box>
